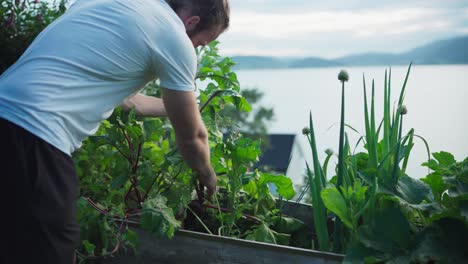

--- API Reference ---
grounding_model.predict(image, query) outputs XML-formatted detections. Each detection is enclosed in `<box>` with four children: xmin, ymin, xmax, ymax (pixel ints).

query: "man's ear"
<box><xmin>183</xmin><ymin>16</ymin><xmax>200</xmax><ymax>31</ymax></box>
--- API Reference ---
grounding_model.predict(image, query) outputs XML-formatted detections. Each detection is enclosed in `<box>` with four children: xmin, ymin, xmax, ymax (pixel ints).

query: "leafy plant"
<box><xmin>299</xmin><ymin>64</ymin><xmax>468</xmax><ymax>262</ymax></box>
<box><xmin>422</xmin><ymin>152</ymin><xmax>468</xmax><ymax>222</ymax></box>
<box><xmin>345</xmin><ymin>152</ymin><xmax>468</xmax><ymax>263</ymax></box>
<box><xmin>0</xmin><ymin>0</ymin><xmax>67</xmax><ymax>73</ymax></box>
<box><xmin>74</xmin><ymin>41</ymin><xmax>301</xmax><ymax>262</ymax></box>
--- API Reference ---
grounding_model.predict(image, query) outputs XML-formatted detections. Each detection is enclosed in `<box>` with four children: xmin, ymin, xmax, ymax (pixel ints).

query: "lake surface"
<box><xmin>234</xmin><ymin>65</ymin><xmax>468</xmax><ymax>179</ymax></box>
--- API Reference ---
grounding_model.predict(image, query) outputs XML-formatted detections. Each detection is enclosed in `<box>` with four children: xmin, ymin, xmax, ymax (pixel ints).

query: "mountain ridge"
<box><xmin>231</xmin><ymin>35</ymin><xmax>468</xmax><ymax>69</ymax></box>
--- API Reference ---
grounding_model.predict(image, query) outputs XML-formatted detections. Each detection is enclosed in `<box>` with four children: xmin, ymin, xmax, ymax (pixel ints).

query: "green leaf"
<box><xmin>242</xmin><ymin>180</ymin><xmax>258</xmax><ymax>198</ymax></box>
<box><xmin>237</xmin><ymin>97</ymin><xmax>252</xmax><ymax>112</ymax></box>
<box><xmin>140</xmin><ymin>196</ymin><xmax>181</xmax><ymax>238</ymax></box>
<box><xmin>199</xmin><ymin>66</ymin><xmax>214</xmax><ymax>74</ymax></box>
<box><xmin>321</xmin><ymin>187</ymin><xmax>353</xmax><ymax>229</ymax></box>
<box><xmin>274</xmin><ymin>216</ymin><xmax>304</xmax><ymax>234</ymax></box>
<box><xmin>344</xmin><ymin>243</ymin><xmax>384</xmax><ymax>264</ymax></box>
<box><xmin>358</xmin><ymin>205</ymin><xmax>411</xmax><ymax>252</ymax></box>
<box><xmin>396</xmin><ymin>175</ymin><xmax>432</xmax><ymax>204</ymax></box>
<box><xmin>143</xmin><ymin>119</ymin><xmax>163</xmax><ymax>141</ymax></box>
<box><xmin>246</xmin><ymin>223</ymin><xmax>290</xmax><ymax>246</ymax></box>
<box><xmin>422</xmin><ymin>159</ymin><xmax>440</xmax><ymax>171</ymax></box>
<box><xmin>110</xmin><ymin>174</ymin><xmax>129</xmax><ymax>189</ymax></box>
<box><xmin>121</xmin><ymin>228</ymin><xmax>139</xmax><ymax>249</ymax></box>
<box><xmin>234</xmin><ymin>139</ymin><xmax>261</xmax><ymax>162</ymax></box>
<box><xmin>411</xmin><ymin>218</ymin><xmax>468</xmax><ymax>263</ymax></box>
<box><xmin>259</xmin><ymin>173</ymin><xmax>295</xmax><ymax>200</ymax></box>
<box><xmin>82</xmin><ymin>240</ymin><xmax>96</xmax><ymax>256</ymax></box>
<box><xmin>88</xmin><ymin>135</ymin><xmax>110</xmax><ymax>147</ymax></box>
<box><xmin>421</xmin><ymin>172</ymin><xmax>447</xmax><ymax>203</ymax></box>
<box><xmin>433</xmin><ymin>151</ymin><xmax>456</xmax><ymax>166</ymax></box>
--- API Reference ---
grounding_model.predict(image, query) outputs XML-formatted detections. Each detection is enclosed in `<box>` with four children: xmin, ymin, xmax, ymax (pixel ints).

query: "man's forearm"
<box><xmin>177</xmin><ymin>130</ymin><xmax>216</xmax><ymax>195</ymax></box>
<box><xmin>176</xmin><ymin>127</ymin><xmax>212</xmax><ymax>174</ymax></box>
<box><xmin>122</xmin><ymin>93</ymin><xmax>167</xmax><ymax>117</ymax></box>
<box><xmin>161</xmin><ymin>88</ymin><xmax>217</xmax><ymax>194</ymax></box>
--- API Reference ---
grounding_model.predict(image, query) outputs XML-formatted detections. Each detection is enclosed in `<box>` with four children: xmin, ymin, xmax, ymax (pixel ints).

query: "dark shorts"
<box><xmin>0</xmin><ymin>118</ymin><xmax>80</xmax><ymax>264</ymax></box>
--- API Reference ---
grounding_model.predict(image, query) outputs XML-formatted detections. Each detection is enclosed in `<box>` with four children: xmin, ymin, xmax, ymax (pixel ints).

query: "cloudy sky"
<box><xmin>217</xmin><ymin>0</ymin><xmax>468</xmax><ymax>58</ymax></box>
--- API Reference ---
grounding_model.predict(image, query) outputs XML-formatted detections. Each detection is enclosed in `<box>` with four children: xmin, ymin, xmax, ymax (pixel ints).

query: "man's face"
<box><xmin>188</xmin><ymin>27</ymin><xmax>223</xmax><ymax>48</ymax></box>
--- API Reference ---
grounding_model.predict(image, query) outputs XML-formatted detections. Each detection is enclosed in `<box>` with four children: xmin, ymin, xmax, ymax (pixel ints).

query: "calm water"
<box><xmin>234</xmin><ymin>65</ymin><xmax>468</xmax><ymax>179</ymax></box>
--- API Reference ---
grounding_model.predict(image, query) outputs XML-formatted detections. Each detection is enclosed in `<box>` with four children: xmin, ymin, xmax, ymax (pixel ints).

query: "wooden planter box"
<box><xmin>104</xmin><ymin>201</ymin><xmax>343</xmax><ymax>264</ymax></box>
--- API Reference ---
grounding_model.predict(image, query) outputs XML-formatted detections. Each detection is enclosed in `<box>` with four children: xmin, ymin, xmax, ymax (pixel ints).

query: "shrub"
<box><xmin>0</xmin><ymin>0</ymin><xmax>67</xmax><ymax>74</ymax></box>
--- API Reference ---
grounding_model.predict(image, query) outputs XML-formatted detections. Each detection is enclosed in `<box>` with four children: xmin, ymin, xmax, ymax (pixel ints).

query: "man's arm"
<box><xmin>122</xmin><ymin>93</ymin><xmax>166</xmax><ymax>117</ymax></box>
<box><xmin>161</xmin><ymin>88</ymin><xmax>217</xmax><ymax>195</ymax></box>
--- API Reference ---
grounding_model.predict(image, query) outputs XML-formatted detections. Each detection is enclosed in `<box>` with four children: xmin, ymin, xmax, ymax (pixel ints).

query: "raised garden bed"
<box><xmin>104</xmin><ymin>201</ymin><xmax>343</xmax><ymax>264</ymax></box>
<box><xmin>105</xmin><ymin>228</ymin><xmax>343</xmax><ymax>264</ymax></box>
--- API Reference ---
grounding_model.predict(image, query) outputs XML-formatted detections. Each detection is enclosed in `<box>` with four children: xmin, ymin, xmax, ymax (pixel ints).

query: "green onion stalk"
<box><xmin>333</xmin><ymin>70</ymin><xmax>349</xmax><ymax>252</ymax></box>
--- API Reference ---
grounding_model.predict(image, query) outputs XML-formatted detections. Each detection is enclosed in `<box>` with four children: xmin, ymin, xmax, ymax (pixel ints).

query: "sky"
<box><xmin>217</xmin><ymin>0</ymin><xmax>468</xmax><ymax>58</ymax></box>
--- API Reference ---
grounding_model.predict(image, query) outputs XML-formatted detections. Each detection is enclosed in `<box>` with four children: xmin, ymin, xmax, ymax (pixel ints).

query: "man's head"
<box><xmin>167</xmin><ymin>0</ymin><xmax>230</xmax><ymax>47</ymax></box>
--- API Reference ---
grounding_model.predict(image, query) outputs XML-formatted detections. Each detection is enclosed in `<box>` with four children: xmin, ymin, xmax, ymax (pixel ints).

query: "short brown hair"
<box><xmin>167</xmin><ymin>0</ymin><xmax>230</xmax><ymax>34</ymax></box>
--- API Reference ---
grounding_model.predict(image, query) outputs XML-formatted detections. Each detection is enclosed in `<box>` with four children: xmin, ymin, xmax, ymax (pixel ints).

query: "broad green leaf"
<box><xmin>235</xmin><ymin>144</ymin><xmax>260</xmax><ymax>161</ymax></box>
<box><xmin>422</xmin><ymin>159</ymin><xmax>440</xmax><ymax>171</ymax></box>
<box><xmin>344</xmin><ymin>243</ymin><xmax>384</xmax><ymax>264</ymax></box>
<box><xmin>246</xmin><ymin>223</ymin><xmax>290</xmax><ymax>246</ymax></box>
<box><xmin>411</xmin><ymin>218</ymin><xmax>468</xmax><ymax>263</ymax></box>
<box><xmin>88</xmin><ymin>135</ymin><xmax>110</xmax><ymax>147</ymax></box>
<box><xmin>126</xmin><ymin>229</ymin><xmax>138</xmax><ymax>244</ymax></box>
<box><xmin>321</xmin><ymin>187</ymin><xmax>353</xmax><ymax>229</ymax></box>
<box><xmin>237</xmin><ymin>97</ymin><xmax>252</xmax><ymax>112</ymax></box>
<box><xmin>140</xmin><ymin>196</ymin><xmax>181</xmax><ymax>238</ymax></box>
<box><xmin>396</xmin><ymin>175</ymin><xmax>432</xmax><ymax>204</ymax></box>
<box><xmin>350</xmin><ymin>180</ymin><xmax>369</xmax><ymax>206</ymax></box>
<box><xmin>142</xmin><ymin>119</ymin><xmax>163</xmax><ymax>141</ymax></box>
<box><xmin>428</xmin><ymin>208</ymin><xmax>465</xmax><ymax>223</ymax></box>
<box><xmin>433</xmin><ymin>151</ymin><xmax>456</xmax><ymax>166</ymax></box>
<box><xmin>82</xmin><ymin>240</ymin><xmax>96</xmax><ymax>256</ymax></box>
<box><xmin>358</xmin><ymin>205</ymin><xmax>411</xmax><ymax>252</ymax></box>
<box><xmin>259</xmin><ymin>173</ymin><xmax>295</xmax><ymax>199</ymax></box>
<box><xmin>199</xmin><ymin>66</ymin><xmax>214</xmax><ymax>74</ymax></box>
<box><xmin>240</xmin><ymin>172</ymin><xmax>256</xmax><ymax>185</ymax></box>
<box><xmin>242</xmin><ymin>180</ymin><xmax>258</xmax><ymax>198</ymax></box>
<box><xmin>257</xmin><ymin>192</ymin><xmax>276</xmax><ymax>214</ymax></box>
<box><xmin>421</xmin><ymin>172</ymin><xmax>447</xmax><ymax>203</ymax></box>
<box><xmin>274</xmin><ymin>216</ymin><xmax>304</xmax><ymax>234</ymax></box>
<box><xmin>110</xmin><ymin>174</ymin><xmax>129</xmax><ymax>189</ymax></box>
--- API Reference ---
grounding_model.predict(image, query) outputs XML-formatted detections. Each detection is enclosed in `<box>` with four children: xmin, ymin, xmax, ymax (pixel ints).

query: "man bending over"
<box><xmin>0</xmin><ymin>0</ymin><xmax>229</xmax><ymax>263</ymax></box>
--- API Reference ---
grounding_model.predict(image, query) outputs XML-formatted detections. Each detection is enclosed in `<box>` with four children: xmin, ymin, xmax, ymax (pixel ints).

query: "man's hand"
<box><xmin>197</xmin><ymin>166</ymin><xmax>217</xmax><ymax>196</ymax></box>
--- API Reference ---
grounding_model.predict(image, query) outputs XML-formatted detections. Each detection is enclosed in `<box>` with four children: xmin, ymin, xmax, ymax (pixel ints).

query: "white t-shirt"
<box><xmin>0</xmin><ymin>0</ymin><xmax>197</xmax><ymax>155</ymax></box>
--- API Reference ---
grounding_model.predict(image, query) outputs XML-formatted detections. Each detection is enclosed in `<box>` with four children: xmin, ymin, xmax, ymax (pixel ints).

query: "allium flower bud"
<box><xmin>400</xmin><ymin>105</ymin><xmax>408</xmax><ymax>115</ymax></box>
<box><xmin>325</xmin><ymin>148</ymin><xmax>334</xmax><ymax>156</ymax></box>
<box><xmin>338</xmin><ymin>70</ymin><xmax>349</xmax><ymax>82</ymax></box>
<box><xmin>302</xmin><ymin>127</ymin><xmax>310</xmax><ymax>135</ymax></box>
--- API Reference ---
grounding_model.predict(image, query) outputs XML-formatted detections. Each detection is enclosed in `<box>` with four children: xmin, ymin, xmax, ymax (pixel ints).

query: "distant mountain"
<box><xmin>230</xmin><ymin>56</ymin><xmax>290</xmax><ymax>69</ymax></box>
<box><xmin>289</xmin><ymin>57</ymin><xmax>341</xmax><ymax>68</ymax></box>
<box><xmin>403</xmin><ymin>35</ymin><xmax>468</xmax><ymax>64</ymax></box>
<box><xmin>335</xmin><ymin>52</ymin><xmax>405</xmax><ymax>66</ymax></box>
<box><xmin>231</xmin><ymin>35</ymin><xmax>468</xmax><ymax>69</ymax></box>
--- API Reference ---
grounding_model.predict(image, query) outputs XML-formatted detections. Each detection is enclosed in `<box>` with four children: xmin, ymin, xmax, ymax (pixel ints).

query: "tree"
<box><xmin>0</xmin><ymin>0</ymin><xmax>67</xmax><ymax>74</ymax></box>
